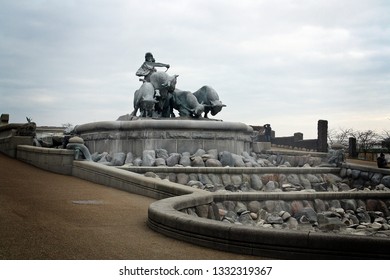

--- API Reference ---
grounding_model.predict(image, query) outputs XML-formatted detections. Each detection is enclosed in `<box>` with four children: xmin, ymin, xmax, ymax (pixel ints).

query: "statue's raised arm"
<box><xmin>136</xmin><ymin>52</ymin><xmax>170</xmax><ymax>82</ymax></box>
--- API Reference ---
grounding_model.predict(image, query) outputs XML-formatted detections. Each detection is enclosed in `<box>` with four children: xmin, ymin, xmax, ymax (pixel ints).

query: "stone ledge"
<box><xmin>119</xmin><ymin>166</ymin><xmax>341</xmax><ymax>175</ymax></box>
<box><xmin>72</xmin><ymin>161</ymin><xmax>205</xmax><ymax>200</ymax></box>
<box><xmin>17</xmin><ymin>145</ymin><xmax>74</xmax><ymax>155</ymax></box>
<box><xmin>342</xmin><ymin>162</ymin><xmax>390</xmax><ymax>175</ymax></box>
<box><xmin>74</xmin><ymin>119</ymin><xmax>253</xmax><ymax>134</ymax></box>
<box><xmin>16</xmin><ymin>145</ymin><xmax>74</xmax><ymax>175</ymax></box>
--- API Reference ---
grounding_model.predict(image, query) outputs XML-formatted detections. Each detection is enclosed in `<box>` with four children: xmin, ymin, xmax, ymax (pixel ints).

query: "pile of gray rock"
<box><xmin>340</xmin><ymin>167</ymin><xmax>390</xmax><ymax>191</ymax></box>
<box><xmin>91</xmin><ymin>148</ymin><xmax>390</xmax><ymax>192</ymax></box>
<box><xmin>183</xmin><ymin>198</ymin><xmax>390</xmax><ymax>237</ymax></box>
<box><xmin>147</xmin><ymin>171</ymin><xmax>354</xmax><ymax>193</ymax></box>
<box><xmin>91</xmin><ymin>148</ymin><xmax>324</xmax><ymax>168</ymax></box>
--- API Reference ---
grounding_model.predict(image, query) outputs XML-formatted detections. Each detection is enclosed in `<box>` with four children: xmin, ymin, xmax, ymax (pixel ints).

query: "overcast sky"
<box><xmin>1</xmin><ymin>0</ymin><xmax>389</xmax><ymax>138</ymax></box>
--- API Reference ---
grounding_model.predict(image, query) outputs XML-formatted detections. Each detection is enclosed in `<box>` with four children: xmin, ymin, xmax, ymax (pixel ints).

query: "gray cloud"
<box><xmin>1</xmin><ymin>0</ymin><xmax>390</xmax><ymax>138</ymax></box>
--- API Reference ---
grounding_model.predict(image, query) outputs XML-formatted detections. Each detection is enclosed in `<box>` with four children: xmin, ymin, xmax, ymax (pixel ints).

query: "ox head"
<box><xmin>208</xmin><ymin>100</ymin><xmax>226</xmax><ymax>116</ymax></box>
<box><xmin>192</xmin><ymin>104</ymin><xmax>205</xmax><ymax>118</ymax></box>
<box><xmin>162</xmin><ymin>74</ymin><xmax>179</xmax><ymax>92</ymax></box>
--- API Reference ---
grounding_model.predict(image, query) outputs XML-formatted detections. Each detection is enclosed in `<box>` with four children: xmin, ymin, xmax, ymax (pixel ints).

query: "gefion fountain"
<box><xmin>71</xmin><ymin>53</ymin><xmax>390</xmax><ymax>259</ymax></box>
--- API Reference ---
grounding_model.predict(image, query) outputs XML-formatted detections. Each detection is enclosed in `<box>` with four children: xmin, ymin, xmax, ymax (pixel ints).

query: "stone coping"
<box><xmin>16</xmin><ymin>145</ymin><xmax>74</xmax><ymax>175</ymax></box>
<box><xmin>72</xmin><ymin>161</ymin><xmax>203</xmax><ymax>199</ymax></box>
<box><xmin>266</xmin><ymin>148</ymin><xmax>328</xmax><ymax>158</ymax></box>
<box><xmin>74</xmin><ymin>119</ymin><xmax>253</xmax><ymax>134</ymax></box>
<box><xmin>342</xmin><ymin>162</ymin><xmax>390</xmax><ymax>175</ymax></box>
<box><xmin>119</xmin><ymin>166</ymin><xmax>341</xmax><ymax>175</ymax></box>
<box><xmin>71</xmin><ymin>161</ymin><xmax>390</xmax><ymax>259</ymax></box>
<box><xmin>0</xmin><ymin>123</ymin><xmax>26</xmax><ymax>132</ymax></box>
<box><xmin>17</xmin><ymin>145</ymin><xmax>74</xmax><ymax>155</ymax></box>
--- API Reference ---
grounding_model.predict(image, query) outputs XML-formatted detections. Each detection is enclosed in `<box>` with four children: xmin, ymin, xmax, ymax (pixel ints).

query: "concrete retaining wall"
<box><xmin>16</xmin><ymin>145</ymin><xmax>74</xmax><ymax>175</ymax></box>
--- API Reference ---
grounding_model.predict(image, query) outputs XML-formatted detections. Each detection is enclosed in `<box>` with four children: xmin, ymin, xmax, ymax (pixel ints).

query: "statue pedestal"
<box><xmin>74</xmin><ymin>119</ymin><xmax>253</xmax><ymax>157</ymax></box>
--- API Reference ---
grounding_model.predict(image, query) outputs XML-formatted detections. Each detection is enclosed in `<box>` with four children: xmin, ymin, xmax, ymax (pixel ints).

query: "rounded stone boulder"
<box><xmin>68</xmin><ymin>136</ymin><xmax>84</xmax><ymax>144</ymax></box>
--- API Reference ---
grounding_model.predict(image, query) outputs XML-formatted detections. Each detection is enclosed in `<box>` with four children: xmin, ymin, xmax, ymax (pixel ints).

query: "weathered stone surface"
<box><xmin>191</xmin><ymin>156</ymin><xmax>205</xmax><ymax>167</ymax></box>
<box><xmin>156</xmin><ymin>149</ymin><xmax>169</xmax><ymax>159</ymax></box>
<box><xmin>205</xmin><ymin>158</ymin><xmax>222</xmax><ymax>167</ymax></box>
<box><xmin>195</xmin><ymin>205</ymin><xmax>209</xmax><ymax>218</ymax></box>
<box><xmin>323</xmin><ymin>174</ymin><xmax>342</xmax><ymax>184</ymax></box>
<box><xmin>166</xmin><ymin>153</ymin><xmax>180</xmax><ymax>166</ymax></box>
<box><xmin>167</xmin><ymin>173</ymin><xmax>176</xmax><ymax>182</ymax></box>
<box><xmin>338</xmin><ymin>183</ymin><xmax>351</xmax><ymax>191</ymax></box>
<box><xmin>381</xmin><ymin>176</ymin><xmax>390</xmax><ymax>187</ymax></box>
<box><xmin>111</xmin><ymin>152</ymin><xmax>126</xmax><ymax>166</ymax></box>
<box><xmin>208</xmin><ymin>203</ymin><xmax>220</xmax><ymax>220</ymax></box>
<box><xmin>231</xmin><ymin>175</ymin><xmax>242</xmax><ymax>186</ymax></box>
<box><xmin>351</xmin><ymin>170</ymin><xmax>361</xmax><ymax>179</ymax></box>
<box><xmin>234</xmin><ymin>201</ymin><xmax>248</xmax><ymax>214</ymax></box>
<box><xmin>299</xmin><ymin>174</ymin><xmax>312</xmax><ymax>189</ymax></box>
<box><xmin>305</xmin><ymin>174</ymin><xmax>322</xmax><ymax>183</ymax></box>
<box><xmin>264</xmin><ymin>181</ymin><xmax>277</xmax><ymax>192</ymax></box>
<box><xmin>294</xmin><ymin>207</ymin><xmax>318</xmax><ymax>223</ymax></box>
<box><xmin>91</xmin><ymin>152</ymin><xmax>103</xmax><ymax>162</ymax></box>
<box><xmin>154</xmin><ymin>158</ymin><xmax>166</xmax><ymax>166</ymax></box>
<box><xmin>179</xmin><ymin>154</ymin><xmax>191</xmax><ymax>167</ymax></box>
<box><xmin>204</xmin><ymin>149</ymin><xmax>218</xmax><ymax>160</ymax></box>
<box><xmin>191</xmin><ymin>149</ymin><xmax>206</xmax><ymax>157</ymax></box>
<box><xmin>198</xmin><ymin>174</ymin><xmax>212</xmax><ymax>185</ymax></box>
<box><xmin>340</xmin><ymin>168</ymin><xmax>347</xmax><ymax>178</ymax></box>
<box><xmin>144</xmin><ymin>172</ymin><xmax>159</xmax><ymax>178</ymax></box>
<box><xmin>223</xmin><ymin>201</ymin><xmax>236</xmax><ymax>211</ymax></box>
<box><xmin>188</xmin><ymin>180</ymin><xmax>203</xmax><ymax>188</ymax></box>
<box><xmin>266</xmin><ymin>213</ymin><xmax>283</xmax><ymax>224</ymax></box>
<box><xmin>176</xmin><ymin>173</ymin><xmax>189</xmax><ymax>185</ymax></box>
<box><xmin>219</xmin><ymin>151</ymin><xmax>234</xmax><ymax>167</ymax></box>
<box><xmin>142</xmin><ymin>150</ymin><xmax>155</xmax><ymax>166</ymax></box>
<box><xmin>264</xmin><ymin>200</ymin><xmax>277</xmax><ymax>212</ymax></box>
<box><xmin>317</xmin><ymin>214</ymin><xmax>346</xmax><ymax>231</ymax></box>
<box><xmin>221</xmin><ymin>174</ymin><xmax>232</xmax><ymax>185</ymax></box>
<box><xmin>314</xmin><ymin>199</ymin><xmax>327</xmax><ymax>213</ymax></box>
<box><xmin>286</xmin><ymin>217</ymin><xmax>298</xmax><ymax>229</ymax></box>
<box><xmin>133</xmin><ymin>157</ymin><xmax>142</xmax><ymax>166</ymax></box>
<box><xmin>232</xmin><ymin>154</ymin><xmax>245</xmax><ymax>167</ymax></box>
<box><xmin>371</xmin><ymin>173</ymin><xmax>383</xmax><ymax>185</ymax></box>
<box><xmin>278</xmin><ymin>211</ymin><xmax>290</xmax><ymax>221</ymax></box>
<box><xmin>125</xmin><ymin>152</ymin><xmax>134</xmax><ymax>164</ymax></box>
<box><xmin>250</xmin><ymin>174</ymin><xmax>263</xmax><ymax>190</ymax></box>
<box><xmin>98</xmin><ymin>152</ymin><xmax>111</xmax><ymax>163</ymax></box>
<box><xmin>248</xmin><ymin>201</ymin><xmax>261</xmax><ymax>213</ymax></box>
<box><xmin>290</xmin><ymin>200</ymin><xmax>304</xmax><ymax>215</ymax></box>
<box><xmin>69</xmin><ymin>136</ymin><xmax>84</xmax><ymax>144</ymax></box>
<box><xmin>340</xmin><ymin>199</ymin><xmax>357</xmax><ymax>211</ymax></box>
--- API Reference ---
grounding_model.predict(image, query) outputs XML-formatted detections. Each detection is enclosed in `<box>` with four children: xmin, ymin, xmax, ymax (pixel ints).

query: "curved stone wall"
<box><xmin>74</xmin><ymin>120</ymin><xmax>253</xmax><ymax>157</ymax></box>
<box><xmin>70</xmin><ymin>160</ymin><xmax>390</xmax><ymax>259</ymax></box>
<box><xmin>148</xmin><ymin>191</ymin><xmax>390</xmax><ymax>259</ymax></box>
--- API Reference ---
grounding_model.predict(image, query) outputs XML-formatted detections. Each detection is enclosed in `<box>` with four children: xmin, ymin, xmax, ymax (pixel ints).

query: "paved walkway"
<box><xmin>0</xmin><ymin>153</ymin><xmax>266</xmax><ymax>260</ymax></box>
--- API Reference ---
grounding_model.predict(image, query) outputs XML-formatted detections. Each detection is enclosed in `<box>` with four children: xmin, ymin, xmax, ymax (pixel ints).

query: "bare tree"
<box><xmin>351</xmin><ymin>130</ymin><xmax>380</xmax><ymax>160</ymax></box>
<box><xmin>328</xmin><ymin>127</ymin><xmax>354</xmax><ymax>147</ymax></box>
<box><xmin>380</xmin><ymin>130</ymin><xmax>390</xmax><ymax>152</ymax></box>
<box><xmin>62</xmin><ymin>123</ymin><xmax>74</xmax><ymax>134</ymax></box>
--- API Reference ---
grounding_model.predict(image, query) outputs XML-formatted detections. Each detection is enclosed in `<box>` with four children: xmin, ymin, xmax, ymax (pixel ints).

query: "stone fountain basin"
<box><xmin>73</xmin><ymin>119</ymin><xmax>253</xmax><ymax>156</ymax></box>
